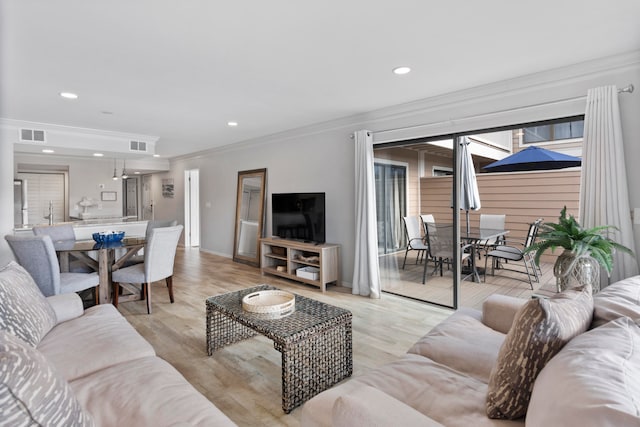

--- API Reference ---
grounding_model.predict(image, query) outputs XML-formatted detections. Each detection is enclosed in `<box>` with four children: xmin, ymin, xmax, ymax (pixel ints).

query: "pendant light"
<box><xmin>112</xmin><ymin>158</ymin><xmax>119</xmax><ymax>180</ymax></box>
<box><xmin>121</xmin><ymin>159</ymin><xmax>129</xmax><ymax>179</ymax></box>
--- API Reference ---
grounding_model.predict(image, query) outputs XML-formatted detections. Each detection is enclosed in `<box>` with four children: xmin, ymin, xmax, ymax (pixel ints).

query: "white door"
<box><xmin>184</xmin><ymin>169</ymin><xmax>200</xmax><ymax>247</ymax></box>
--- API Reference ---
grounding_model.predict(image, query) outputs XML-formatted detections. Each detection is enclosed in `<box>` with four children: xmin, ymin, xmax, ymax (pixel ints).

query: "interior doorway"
<box><xmin>141</xmin><ymin>175</ymin><xmax>153</xmax><ymax>221</ymax></box>
<box><xmin>184</xmin><ymin>169</ymin><xmax>200</xmax><ymax>247</ymax></box>
<box><xmin>122</xmin><ymin>177</ymin><xmax>139</xmax><ymax>219</ymax></box>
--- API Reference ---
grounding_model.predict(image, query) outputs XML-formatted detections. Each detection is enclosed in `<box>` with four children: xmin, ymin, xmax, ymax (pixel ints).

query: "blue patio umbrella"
<box><xmin>482</xmin><ymin>146</ymin><xmax>581</xmax><ymax>173</ymax></box>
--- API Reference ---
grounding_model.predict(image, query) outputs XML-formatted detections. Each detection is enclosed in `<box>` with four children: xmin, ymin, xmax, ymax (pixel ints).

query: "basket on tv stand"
<box><xmin>260</xmin><ymin>237</ymin><xmax>340</xmax><ymax>292</ymax></box>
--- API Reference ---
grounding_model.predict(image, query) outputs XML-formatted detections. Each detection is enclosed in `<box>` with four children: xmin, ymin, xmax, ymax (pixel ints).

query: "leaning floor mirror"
<box><xmin>233</xmin><ymin>168</ymin><xmax>267</xmax><ymax>267</ymax></box>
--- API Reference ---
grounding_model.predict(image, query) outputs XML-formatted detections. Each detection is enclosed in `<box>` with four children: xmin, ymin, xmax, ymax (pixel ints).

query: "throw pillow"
<box><xmin>0</xmin><ymin>261</ymin><xmax>57</xmax><ymax>347</ymax></box>
<box><xmin>486</xmin><ymin>286</ymin><xmax>593</xmax><ymax>419</ymax></box>
<box><xmin>527</xmin><ymin>317</ymin><xmax>640</xmax><ymax>426</ymax></box>
<box><xmin>0</xmin><ymin>329</ymin><xmax>94</xmax><ymax>426</ymax></box>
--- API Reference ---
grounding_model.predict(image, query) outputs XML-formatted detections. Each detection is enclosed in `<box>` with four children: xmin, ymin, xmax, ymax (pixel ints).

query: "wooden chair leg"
<box><xmin>166</xmin><ymin>276</ymin><xmax>174</xmax><ymax>303</ymax></box>
<box><xmin>145</xmin><ymin>283</ymin><xmax>152</xmax><ymax>314</ymax></box>
<box><xmin>94</xmin><ymin>286</ymin><xmax>99</xmax><ymax>305</ymax></box>
<box><xmin>113</xmin><ymin>282</ymin><xmax>119</xmax><ymax>307</ymax></box>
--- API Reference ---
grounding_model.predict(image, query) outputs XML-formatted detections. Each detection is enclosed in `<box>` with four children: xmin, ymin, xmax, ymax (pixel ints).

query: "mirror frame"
<box><xmin>232</xmin><ymin>168</ymin><xmax>267</xmax><ymax>267</ymax></box>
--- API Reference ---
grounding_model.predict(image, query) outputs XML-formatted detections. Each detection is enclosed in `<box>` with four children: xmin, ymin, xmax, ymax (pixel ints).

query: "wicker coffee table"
<box><xmin>206</xmin><ymin>285</ymin><xmax>353</xmax><ymax>413</ymax></box>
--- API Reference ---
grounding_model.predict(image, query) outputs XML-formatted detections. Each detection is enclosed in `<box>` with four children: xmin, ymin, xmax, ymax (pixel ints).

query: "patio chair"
<box><xmin>422</xmin><ymin>223</ymin><xmax>478</xmax><ymax>284</ymax></box>
<box><xmin>112</xmin><ymin>225</ymin><xmax>183</xmax><ymax>314</ymax></box>
<box><xmin>483</xmin><ymin>218</ymin><xmax>543</xmax><ymax>289</ymax></box>
<box><xmin>401</xmin><ymin>216</ymin><xmax>429</xmax><ymax>269</ymax></box>
<box><xmin>5</xmin><ymin>234</ymin><xmax>99</xmax><ymax>303</ymax></box>
<box><xmin>477</xmin><ymin>214</ymin><xmax>506</xmax><ymax>258</ymax></box>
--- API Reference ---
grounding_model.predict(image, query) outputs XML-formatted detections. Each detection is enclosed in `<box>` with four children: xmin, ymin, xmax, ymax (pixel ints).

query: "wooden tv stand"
<box><xmin>260</xmin><ymin>237</ymin><xmax>340</xmax><ymax>292</ymax></box>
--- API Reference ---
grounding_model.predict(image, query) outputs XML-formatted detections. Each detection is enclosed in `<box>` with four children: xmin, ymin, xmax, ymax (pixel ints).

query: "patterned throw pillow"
<box><xmin>0</xmin><ymin>330</ymin><xmax>95</xmax><ymax>426</ymax></box>
<box><xmin>486</xmin><ymin>286</ymin><xmax>593</xmax><ymax>419</ymax></box>
<box><xmin>0</xmin><ymin>261</ymin><xmax>57</xmax><ymax>347</ymax></box>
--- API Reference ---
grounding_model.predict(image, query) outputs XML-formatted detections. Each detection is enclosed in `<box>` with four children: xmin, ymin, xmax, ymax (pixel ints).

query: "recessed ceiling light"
<box><xmin>42</xmin><ymin>149</ymin><xmax>55</xmax><ymax>153</ymax></box>
<box><xmin>227</xmin><ymin>121</ymin><xmax>238</xmax><ymax>127</ymax></box>
<box><xmin>93</xmin><ymin>153</ymin><xmax>104</xmax><ymax>157</ymax></box>
<box><xmin>59</xmin><ymin>92</ymin><xmax>78</xmax><ymax>99</ymax></box>
<box><xmin>153</xmin><ymin>154</ymin><xmax>160</xmax><ymax>158</ymax></box>
<box><xmin>392</xmin><ymin>66</ymin><xmax>411</xmax><ymax>75</ymax></box>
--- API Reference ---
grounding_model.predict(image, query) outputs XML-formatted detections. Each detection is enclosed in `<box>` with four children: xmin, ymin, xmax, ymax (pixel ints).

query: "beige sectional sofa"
<box><xmin>0</xmin><ymin>261</ymin><xmax>236</xmax><ymax>427</ymax></box>
<box><xmin>302</xmin><ymin>276</ymin><xmax>640</xmax><ymax>426</ymax></box>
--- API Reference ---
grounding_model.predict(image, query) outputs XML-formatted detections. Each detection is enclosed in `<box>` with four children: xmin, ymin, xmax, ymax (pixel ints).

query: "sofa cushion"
<box><xmin>301</xmin><ymin>353</ymin><xmax>524</xmax><ymax>427</ymax></box>
<box><xmin>0</xmin><ymin>330</ymin><xmax>94</xmax><ymax>427</ymax></box>
<box><xmin>408</xmin><ymin>308</ymin><xmax>506</xmax><ymax>382</ymax></box>
<box><xmin>70</xmin><ymin>356</ymin><xmax>237</xmax><ymax>427</ymax></box>
<box><xmin>37</xmin><ymin>303</ymin><xmax>155</xmax><ymax>381</ymax></box>
<box><xmin>592</xmin><ymin>275</ymin><xmax>640</xmax><ymax>328</ymax></box>
<box><xmin>486</xmin><ymin>286</ymin><xmax>593</xmax><ymax>419</ymax></box>
<box><xmin>527</xmin><ymin>317</ymin><xmax>640</xmax><ymax>426</ymax></box>
<box><xmin>332</xmin><ymin>385</ymin><xmax>444</xmax><ymax>427</ymax></box>
<box><xmin>0</xmin><ymin>261</ymin><xmax>57</xmax><ymax>347</ymax></box>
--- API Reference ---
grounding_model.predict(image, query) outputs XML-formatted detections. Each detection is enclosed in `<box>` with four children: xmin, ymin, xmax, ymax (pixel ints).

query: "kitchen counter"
<box><xmin>13</xmin><ymin>219</ymin><xmax>148</xmax><ymax>239</ymax></box>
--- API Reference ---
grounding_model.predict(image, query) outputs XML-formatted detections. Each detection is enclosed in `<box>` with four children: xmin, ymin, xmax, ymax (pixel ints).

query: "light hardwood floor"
<box><xmin>117</xmin><ymin>248</ymin><xmax>454</xmax><ymax>426</ymax></box>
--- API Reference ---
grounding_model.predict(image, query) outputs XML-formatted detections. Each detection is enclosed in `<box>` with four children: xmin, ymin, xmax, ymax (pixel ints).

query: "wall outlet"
<box><xmin>205</xmin><ymin>202</ymin><xmax>212</xmax><ymax>208</ymax></box>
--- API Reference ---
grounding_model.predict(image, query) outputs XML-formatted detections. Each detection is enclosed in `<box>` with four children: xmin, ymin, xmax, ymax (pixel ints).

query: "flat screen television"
<box><xmin>271</xmin><ymin>192</ymin><xmax>326</xmax><ymax>244</ymax></box>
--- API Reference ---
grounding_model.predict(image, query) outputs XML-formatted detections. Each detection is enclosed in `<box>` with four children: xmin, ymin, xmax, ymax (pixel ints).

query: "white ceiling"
<box><xmin>2</xmin><ymin>1</ymin><xmax>640</xmax><ymax>159</ymax></box>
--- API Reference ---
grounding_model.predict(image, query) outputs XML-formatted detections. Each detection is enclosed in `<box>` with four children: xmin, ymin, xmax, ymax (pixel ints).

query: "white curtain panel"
<box><xmin>580</xmin><ymin>85</ymin><xmax>639</xmax><ymax>283</ymax></box>
<box><xmin>352</xmin><ymin>130</ymin><xmax>381</xmax><ymax>298</ymax></box>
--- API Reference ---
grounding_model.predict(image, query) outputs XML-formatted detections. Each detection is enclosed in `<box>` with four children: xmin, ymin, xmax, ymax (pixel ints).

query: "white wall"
<box><xmin>0</xmin><ymin>139</ymin><xmax>14</xmax><ymax>265</ymax></box>
<box><xmin>153</xmin><ymin>52</ymin><xmax>640</xmax><ymax>286</ymax></box>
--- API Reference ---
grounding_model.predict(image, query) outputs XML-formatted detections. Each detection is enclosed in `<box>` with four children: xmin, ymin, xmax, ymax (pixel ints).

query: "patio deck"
<box><xmin>380</xmin><ymin>251</ymin><xmax>556</xmax><ymax>310</ymax></box>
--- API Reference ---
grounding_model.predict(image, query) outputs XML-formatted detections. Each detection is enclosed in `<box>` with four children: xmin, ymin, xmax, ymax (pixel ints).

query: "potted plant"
<box><xmin>527</xmin><ymin>206</ymin><xmax>634</xmax><ymax>293</ymax></box>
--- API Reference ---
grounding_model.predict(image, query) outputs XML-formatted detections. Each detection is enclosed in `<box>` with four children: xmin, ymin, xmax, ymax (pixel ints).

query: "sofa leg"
<box><xmin>167</xmin><ymin>276</ymin><xmax>174</xmax><ymax>304</ymax></box>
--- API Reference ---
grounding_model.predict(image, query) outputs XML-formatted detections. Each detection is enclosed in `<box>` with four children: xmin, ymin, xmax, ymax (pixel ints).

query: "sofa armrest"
<box><xmin>482</xmin><ymin>294</ymin><xmax>527</xmax><ymax>334</ymax></box>
<box><xmin>332</xmin><ymin>385</ymin><xmax>443</xmax><ymax>427</ymax></box>
<box><xmin>46</xmin><ymin>293</ymin><xmax>84</xmax><ymax>324</ymax></box>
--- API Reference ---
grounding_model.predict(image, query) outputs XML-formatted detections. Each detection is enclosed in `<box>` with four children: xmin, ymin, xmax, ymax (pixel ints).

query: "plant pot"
<box><xmin>553</xmin><ymin>249</ymin><xmax>601</xmax><ymax>293</ymax></box>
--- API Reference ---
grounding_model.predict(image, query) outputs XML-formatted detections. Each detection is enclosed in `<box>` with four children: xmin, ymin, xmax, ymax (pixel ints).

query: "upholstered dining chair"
<box><xmin>32</xmin><ymin>224</ymin><xmax>94</xmax><ymax>273</ymax></box>
<box><xmin>119</xmin><ymin>219</ymin><xmax>179</xmax><ymax>267</ymax></box>
<box><xmin>5</xmin><ymin>234</ymin><xmax>100</xmax><ymax>303</ymax></box>
<box><xmin>112</xmin><ymin>225</ymin><xmax>183</xmax><ymax>314</ymax></box>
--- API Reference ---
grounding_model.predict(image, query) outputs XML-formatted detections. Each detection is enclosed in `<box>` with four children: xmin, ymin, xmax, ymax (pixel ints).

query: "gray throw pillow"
<box><xmin>0</xmin><ymin>261</ymin><xmax>57</xmax><ymax>347</ymax></box>
<box><xmin>0</xmin><ymin>329</ymin><xmax>95</xmax><ymax>426</ymax></box>
<box><xmin>486</xmin><ymin>286</ymin><xmax>593</xmax><ymax>419</ymax></box>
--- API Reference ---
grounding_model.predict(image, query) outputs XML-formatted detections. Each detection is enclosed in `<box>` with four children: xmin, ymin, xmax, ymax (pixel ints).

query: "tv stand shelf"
<box><xmin>260</xmin><ymin>237</ymin><xmax>340</xmax><ymax>292</ymax></box>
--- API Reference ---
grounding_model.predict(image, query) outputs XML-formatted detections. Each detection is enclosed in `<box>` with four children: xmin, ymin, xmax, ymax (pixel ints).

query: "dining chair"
<box><xmin>119</xmin><ymin>219</ymin><xmax>179</xmax><ymax>267</ymax></box>
<box><xmin>32</xmin><ymin>224</ymin><xmax>94</xmax><ymax>273</ymax></box>
<box><xmin>483</xmin><ymin>218</ymin><xmax>543</xmax><ymax>289</ymax></box>
<box><xmin>112</xmin><ymin>225</ymin><xmax>183</xmax><ymax>314</ymax></box>
<box><xmin>401</xmin><ymin>216</ymin><xmax>429</xmax><ymax>269</ymax></box>
<box><xmin>477</xmin><ymin>214</ymin><xmax>507</xmax><ymax>258</ymax></box>
<box><xmin>4</xmin><ymin>234</ymin><xmax>100</xmax><ymax>302</ymax></box>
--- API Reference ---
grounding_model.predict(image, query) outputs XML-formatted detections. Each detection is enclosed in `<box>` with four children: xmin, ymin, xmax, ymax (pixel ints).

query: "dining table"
<box><xmin>53</xmin><ymin>237</ymin><xmax>146</xmax><ymax>304</ymax></box>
